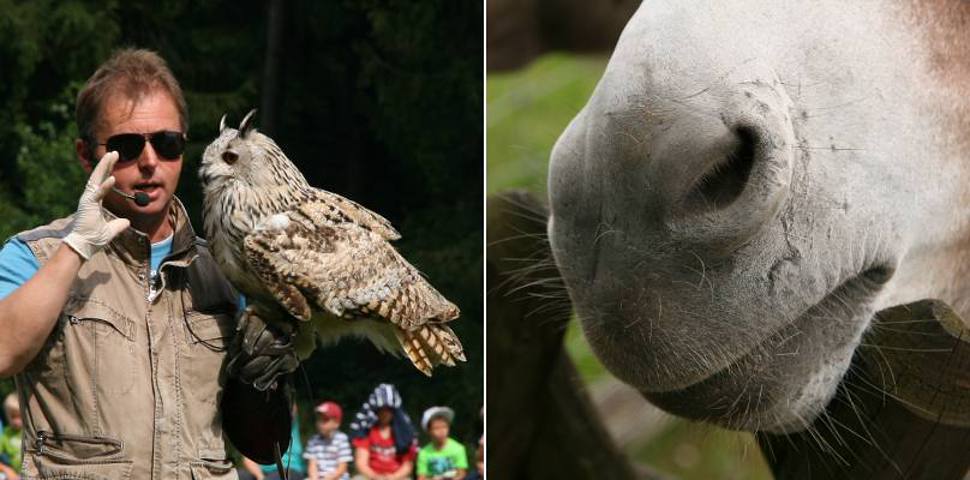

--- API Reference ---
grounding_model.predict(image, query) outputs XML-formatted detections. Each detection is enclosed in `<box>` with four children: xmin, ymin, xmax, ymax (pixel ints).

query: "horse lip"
<box><xmin>787</xmin><ymin>263</ymin><xmax>893</xmax><ymax>324</ymax></box>
<box><xmin>857</xmin><ymin>264</ymin><xmax>895</xmax><ymax>285</ymax></box>
<box><xmin>640</xmin><ymin>263</ymin><xmax>893</xmax><ymax>428</ymax></box>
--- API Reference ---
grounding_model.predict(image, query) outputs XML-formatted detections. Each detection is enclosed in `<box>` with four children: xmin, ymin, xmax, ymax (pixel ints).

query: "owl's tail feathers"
<box><xmin>396</xmin><ymin>324</ymin><xmax>466</xmax><ymax>376</ymax></box>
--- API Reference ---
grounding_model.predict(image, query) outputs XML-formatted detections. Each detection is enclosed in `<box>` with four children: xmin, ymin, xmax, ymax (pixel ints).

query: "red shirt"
<box><xmin>352</xmin><ymin>426</ymin><xmax>418</xmax><ymax>474</ymax></box>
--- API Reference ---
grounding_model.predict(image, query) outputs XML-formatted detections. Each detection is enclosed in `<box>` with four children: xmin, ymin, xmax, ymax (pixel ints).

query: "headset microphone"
<box><xmin>92</xmin><ymin>153</ymin><xmax>151</xmax><ymax>207</ymax></box>
<box><xmin>112</xmin><ymin>188</ymin><xmax>151</xmax><ymax>207</ymax></box>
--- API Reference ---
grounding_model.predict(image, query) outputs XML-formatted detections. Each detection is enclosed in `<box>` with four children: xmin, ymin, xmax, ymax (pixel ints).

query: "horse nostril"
<box><xmin>689</xmin><ymin>126</ymin><xmax>757</xmax><ymax>211</ymax></box>
<box><xmin>222</xmin><ymin>150</ymin><xmax>239</xmax><ymax>165</ymax></box>
<box><xmin>860</xmin><ymin>265</ymin><xmax>894</xmax><ymax>285</ymax></box>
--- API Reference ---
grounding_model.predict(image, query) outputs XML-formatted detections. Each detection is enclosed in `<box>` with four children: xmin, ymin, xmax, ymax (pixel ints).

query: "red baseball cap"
<box><xmin>315</xmin><ymin>401</ymin><xmax>342</xmax><ymax>422</ymax></box>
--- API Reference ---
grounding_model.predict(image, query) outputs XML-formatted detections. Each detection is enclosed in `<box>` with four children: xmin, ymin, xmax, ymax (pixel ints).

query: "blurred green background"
<box><xmin>0</xmin><ymin>0</ymin><xmax>482</xmax><ymax>456</ymax></box>
<box><xmin>488</xmin><ymin>53</ymin><xmax>773</xmax><ymax>480</ymax></box>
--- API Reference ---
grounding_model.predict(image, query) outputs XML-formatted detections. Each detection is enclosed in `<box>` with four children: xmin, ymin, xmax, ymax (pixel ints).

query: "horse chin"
<box><xmin>639</xmin><ymin>314</ymin><xmax>862</xmax><ymax>433</ymax></box>
<box><xmin>584</xmin><ymin>265</ymin><xmax>891</xmax><ymax>433</ymax></box>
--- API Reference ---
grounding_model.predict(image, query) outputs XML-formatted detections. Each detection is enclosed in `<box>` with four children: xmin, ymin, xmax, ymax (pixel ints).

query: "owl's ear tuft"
<box><xmin>239</xmin><ymin>109</ymin><xmax>258</xmax><ymax>138</ymax></box>
<box><xmin>219</xmin><ymin>113</ymin><xmax>228</xmax><ymax>133</ymax></box>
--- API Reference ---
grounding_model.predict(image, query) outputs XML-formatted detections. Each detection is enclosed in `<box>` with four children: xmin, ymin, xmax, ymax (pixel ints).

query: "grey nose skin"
<box><xmin>547</xmin><ymin>71</ymin><xmax>798</xmax><ymax>286</ymax></box>
<box><xmin>550</xmin><ymin>71</ymin><xmax>798</xmax><ymax>266</ymax></box>
<box><xmin>545</xmin><ymin>69</ymin><xmax>800</xmax><ymax>393</ymax></box>
<box><xmin>661</xmin><ymin>80</ymin><xmax>797</xmax><ymax>254</ymax></box>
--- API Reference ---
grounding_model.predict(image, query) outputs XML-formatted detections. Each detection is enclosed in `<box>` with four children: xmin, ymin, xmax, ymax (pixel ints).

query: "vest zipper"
<box><xmin>35</xmin><ymin>430</ymin><xmax>47</xmax><ymax>455</ymax></box>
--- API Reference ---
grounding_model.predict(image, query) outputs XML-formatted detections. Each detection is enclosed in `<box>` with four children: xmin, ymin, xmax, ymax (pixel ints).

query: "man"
<box><xmin>0</xmin><ymin>48</ymin><xmax>240</xmax><ymax>479</ymax></box>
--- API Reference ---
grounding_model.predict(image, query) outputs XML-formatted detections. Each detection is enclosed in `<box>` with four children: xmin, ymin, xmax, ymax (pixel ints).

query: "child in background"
<box><xmin>0</xmin><ymin>404</ymin><xmax>11</xmax><ymax>480</ymax></box>
<box><xmin>465</xmin><ymin>407</ymin><xmax>483</xmax><ymax>480</ymax></box>
<box><xmin>416</xmin><ymin>407</ymin><xmax>467</xmax><ymax>480</ymax></box>
<box><xmin>350</xmin><ymin>384</ymin><xmax>418</xmax><ymax>480</ymax></box>
<box><xmin>305</xmin><ymin>401</ymin><xmax>353</xmax><ymax>480</ymax></box>
<box><xmin>0</xmin><ymin>394</ymin><xmax>22</xmax><ymax>478</ymax></box>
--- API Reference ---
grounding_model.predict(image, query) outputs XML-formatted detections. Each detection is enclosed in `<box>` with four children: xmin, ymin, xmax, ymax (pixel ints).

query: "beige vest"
<box><xmin>13</xmin><ymin>199</ymin><xmax>240</xmax><ymax>480</ymax></box>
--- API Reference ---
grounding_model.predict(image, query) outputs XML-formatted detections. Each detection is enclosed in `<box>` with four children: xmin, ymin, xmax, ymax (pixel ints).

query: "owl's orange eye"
<box><xmin>223</xmin><ymin>150</ymin><xmax>239</xmax><ymax>165</ymax></box>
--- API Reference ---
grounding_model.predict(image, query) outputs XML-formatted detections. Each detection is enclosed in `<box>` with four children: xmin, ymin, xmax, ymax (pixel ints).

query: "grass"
<box><xmin>487</xmin><ymin>53</ymin><xmax>773</xmax><ymax>480</ymax></box>
<box><xmin>487</xmin><ymin>54</ymin><xmax>606</xmax><ymax>196</ymax></box>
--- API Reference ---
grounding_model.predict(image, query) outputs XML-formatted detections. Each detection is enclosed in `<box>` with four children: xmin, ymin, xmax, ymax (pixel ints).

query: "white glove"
<box><xmin>63</xmin><ymin>151</ymin><xmax>131</xmax><ymax>260</ymax></box>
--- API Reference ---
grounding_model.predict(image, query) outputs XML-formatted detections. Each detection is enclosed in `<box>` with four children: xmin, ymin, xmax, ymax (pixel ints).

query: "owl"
<box><xmin>199</xmin><ymin>110</ymin><xmax>465</xmax><ymax>375</ymax></box>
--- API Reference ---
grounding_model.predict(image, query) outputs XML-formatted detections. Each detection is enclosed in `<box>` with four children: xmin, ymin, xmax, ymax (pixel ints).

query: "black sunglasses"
<box><xmin>97</xmin><ymin>130</ymin><xmax>186</xmax><ymax>162</ymax></box>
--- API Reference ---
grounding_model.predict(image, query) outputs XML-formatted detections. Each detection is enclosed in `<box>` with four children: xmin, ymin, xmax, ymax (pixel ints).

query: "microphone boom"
<box><xmin>112</xmin><ymin>187</ymin><xmax>152</xmax><ymax>207</ymax></box>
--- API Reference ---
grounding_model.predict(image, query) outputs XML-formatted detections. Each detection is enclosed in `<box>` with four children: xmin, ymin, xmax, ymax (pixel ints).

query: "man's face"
<box><xmin>428</xmin><ymin>418</ymin><xmax>449</xmax><ymax>443</ymax></box>
<box><xmin>81</xmin><ymin>88</ymin><xmax>183</xmax><ymax>221</ymax></box>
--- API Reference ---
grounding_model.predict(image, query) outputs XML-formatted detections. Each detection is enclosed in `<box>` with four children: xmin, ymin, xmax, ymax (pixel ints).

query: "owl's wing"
<box><xmin>242</xmin><ymin>202</ymin><xmax>463</xmax><ymax>374</ymax></box>
<box><xmin>310</xmin><ymin>188</ymin><xmax>401</xmax><ymax>241</ymax></box>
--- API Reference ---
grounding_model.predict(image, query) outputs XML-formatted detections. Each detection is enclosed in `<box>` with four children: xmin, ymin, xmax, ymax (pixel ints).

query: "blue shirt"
<box><xmin>0</xmin><ymin>236</ymin><xmax>173</xmax><ymax>301</ymax></box>
<box><xmin>0</xmin><ymin>239</ymin><xmax>39</xmax><ymax>300</ymax></box>
<box><xmin>150</xmin><ymin>235</ymin><xmax>174</xmax><ymax>278</ymax></box>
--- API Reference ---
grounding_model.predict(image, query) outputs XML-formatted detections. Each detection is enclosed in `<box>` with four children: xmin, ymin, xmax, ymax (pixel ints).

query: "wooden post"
<box><xmin>259</xmin><ymin>0</ymin><xmax>284</xmax><ymax>136</ymax></box>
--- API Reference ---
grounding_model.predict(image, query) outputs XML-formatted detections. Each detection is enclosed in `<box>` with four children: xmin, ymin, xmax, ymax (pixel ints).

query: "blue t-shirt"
<box><xmin>0</xmin><ymin>239</ymin><xmax>39</xmax><ymax>300</ymax></box>
<box><xmin>150</xmin><ymin>235</ymin><xmax>173</xmax><ymax>278</ymax></box>
<box><xmin>0</xmin><ymin>236</ymin><xmax>173</xmax><ymax>301</ymax></box>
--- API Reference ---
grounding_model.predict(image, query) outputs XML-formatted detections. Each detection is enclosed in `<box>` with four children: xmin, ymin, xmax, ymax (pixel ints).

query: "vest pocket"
<box><xmin>181</xmin><ymin>309</ymin><xmax>235</xmax><ymax>409</ymax></box>
<box><xmin>27</xmin><ymin>430</ymin><xmax>133</xmax><ymax>480</ymax></box>
<box><xmin>189</xmin><ymin>449</ymin><xmax>236</xmax><ymax>479</ymax></box>
<box><xmin>184</xmin><ymin>309</ymin><xmax>236</xmax><ymax>351</ymax></box>
<box><xmin>63</xmin><ymin>299</ymin><xmax>137</xmax><ymax>396</ymax></box>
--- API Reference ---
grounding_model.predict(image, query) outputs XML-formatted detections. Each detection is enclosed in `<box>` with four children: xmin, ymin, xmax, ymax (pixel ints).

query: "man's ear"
<box><xmin>76</xmin><ymin>138</ymin><xmax>94</xmax><ymax>174</ymax></box>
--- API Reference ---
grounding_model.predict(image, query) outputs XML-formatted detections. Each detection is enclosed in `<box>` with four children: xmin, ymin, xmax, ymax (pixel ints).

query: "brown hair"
<box><xmin>75</xmin><ymin>48</ymin><xmax>188</xmax><ymax>151</ymax></box>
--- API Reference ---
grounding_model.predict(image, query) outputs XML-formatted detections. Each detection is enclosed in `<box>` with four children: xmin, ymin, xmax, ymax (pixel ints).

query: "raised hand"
<box><xmin>62</xmin><ymin>151</ymin><xmax>131</xmax><ymax>260</ymax></box>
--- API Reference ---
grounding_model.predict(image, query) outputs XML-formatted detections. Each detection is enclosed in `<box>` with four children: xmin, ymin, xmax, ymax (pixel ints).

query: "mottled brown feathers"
<box><xmin>243</xmin><ymin>204</ymin><xmax>459</xmax><ymax>328</ymax></box>
<box><xmin>201</xmin><ymin>126</ymin><xmax>463</xmax><ymax>374</ymax></box>
<box><xmin>309</xmin><ymin>190</ymin><xmax>401</xmax><ymax>241</ymax></box>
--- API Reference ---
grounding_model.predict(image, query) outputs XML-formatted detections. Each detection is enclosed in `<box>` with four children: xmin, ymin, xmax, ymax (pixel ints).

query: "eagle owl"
<box><xmin>199</xmin><ymin>110</ymin><xmax>464</xmax><ymax>375</ymax></box>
